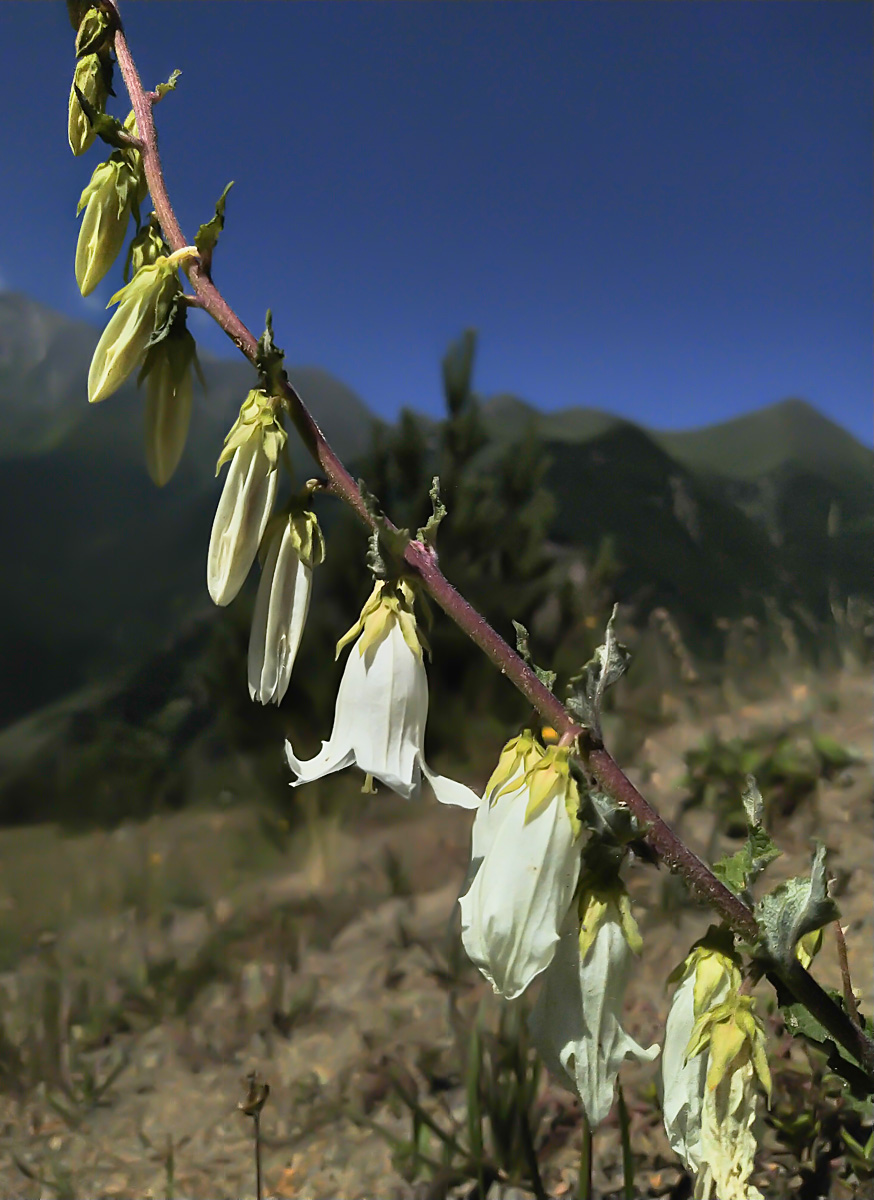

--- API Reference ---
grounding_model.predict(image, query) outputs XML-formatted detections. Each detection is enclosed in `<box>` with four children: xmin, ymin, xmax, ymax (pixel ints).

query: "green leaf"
<box><xmin>511</xmin><ymin>620</ymin><xmax>556</xmax><ymax>693</ymax></box>
<box><xmin>565</xmin><ymin>604</ymin><xmax>630</xmax><ymax>740</ymax></box>
<box><xmin>812</xmin><ymin>732</ymin><xmax>858</xmax><ymax>772</ymax></box>
<box><xmin>582</xmin><ymin>787</ymin><xmax>645</xmax><ymax>845</ymax></box>
<box><xmin>713</xmin><ymin>776</ymin><xmax>781</xmax><ymax>895</ymax></box>
<box><xmin>358</xmin><ymin>480</ymin><xmax>410</xmax><ymax>572</ymax></box>
<box><xmin>779</xmin><ymin>987</ymin><xmax>873</xmax><ymax>1099</ymax></box>
<box><xmin>756</xmin><ymin>842</ymin><xmax>839</xmax><ymax>966</ymax></box>
<box><xmin>194</xmin><ymin>180</ymin><xmax>233</xmax><ymax>262</ymax></box>
<box><xmin>416</xmin><ymin>476</ymin><xmax>447</xmax><ymax>547</ymax></box>
<box><xmin>254</xmin><ymin>308</ymin><xmax>290</xmax><ymax>396</ymax></box>
<box><xmin>72</xmin><ymin>85</ymin><xmax>131</xmax><ymax>149</ymax></box>
<box><xmin>154</xmin><ymin>69</ymin><xmax>182</xmax><ymax>100</ymax></box>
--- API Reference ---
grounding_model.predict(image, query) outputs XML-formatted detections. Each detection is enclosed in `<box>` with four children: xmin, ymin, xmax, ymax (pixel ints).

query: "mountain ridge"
<box><xmin>2</xmin><ymin>290</ymin><xmax>871</xmax><ymax>729</ymax></box>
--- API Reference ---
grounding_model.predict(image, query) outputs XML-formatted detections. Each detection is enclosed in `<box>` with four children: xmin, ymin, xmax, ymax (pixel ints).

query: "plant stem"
<box><xmin>254</xmin><ymin>1111</ymin><xmax>262</xmax><ymax>1200</ymax></box>
<box><xmin>106</xmin><ymin>0</ymin><xmax>874</xmax><ymax>1088</ymax></box>
<box><xmin>577</xmin><ymin>1111</ymin><xmax>592</xmax><ymax>1200</ymax></box>
<box><xmin>834</xmin><ymin>919</ymin><xmax>863</xmax><ymax>1031</ymax></box>
<box><xmin>616</xmin><ymin>1085</ymin><xmax>635</xmax><ymax>1200</ymax></box>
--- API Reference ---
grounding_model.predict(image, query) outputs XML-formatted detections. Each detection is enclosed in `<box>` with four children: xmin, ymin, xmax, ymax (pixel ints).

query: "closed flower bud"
<box><xmin>142</xmin><ymin>324</ymin><xmax>197</xmax><ymax>486</ymax></box>
<box><xmin>128</xmin><ymin>215</ymin><xmax>168</xmax><ymax>278</ymax></box>
<box><xmin>207</xmin><ymin>390</ymin><xmax>286</xmax><ymax>605</ymax></box>
<box><xmin>75</xmin><ymin>151</ymin><xmax>145</xmax><ymax>296</ymax></box>
<box><xmin>87</xmin><ymin>257</ymin><xmax>181</xmax><ymax>404</ymax></box>
<box><xmin>74</xmin><ymin>6</ymin><xmax>110</xmax><ymax>57</ymax></box>
<box><xmin>68</xmin><ymin>53</ymin><xmax>108</xmax><ymax>156</ymax></box>
<box><xmin>248</xmin><ymin>510</ymin><xmax>325</xmax><ymax>704</ymax></box>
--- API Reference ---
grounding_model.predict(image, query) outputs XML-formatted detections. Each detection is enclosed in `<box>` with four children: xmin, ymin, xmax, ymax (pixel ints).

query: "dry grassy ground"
<box><xmin>0</xmin><ymin>667</ymin><xmax>869</xmax><ymax>1198</ymax></box>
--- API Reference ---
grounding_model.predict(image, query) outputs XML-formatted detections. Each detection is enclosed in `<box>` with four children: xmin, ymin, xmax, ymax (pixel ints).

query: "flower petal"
<box><xmin>662</xmin><ymin>967</ymin><xmax>708</xmax><ymax>1174</ymax></box>
<box><xmin>460</xmin><ymin>779</ymin><xmax>580</xmax><ymax>1000</ymax></box>
<box><xmin>207</xmin><ymin>436</ymin><xmax>278</xmax><ymax>605</ymax></box>
<box><xmin>348</xmin><ymin>622</ymin><xmax>428</xmax><ymax>799</ymax></box>
<box><xmin>421</xmin><ymin>759</ymin><xmax>480</xmax><ymax>809</ymax></box>
<box><xmin>530</xmin><ymin>912</ymin><xmax>659</xmax><ymax>1126</ymax></box>
<box><xmin>249</xmin><ymin>526</ymin><xmax>312</xmax><ymax>704</ymax></box>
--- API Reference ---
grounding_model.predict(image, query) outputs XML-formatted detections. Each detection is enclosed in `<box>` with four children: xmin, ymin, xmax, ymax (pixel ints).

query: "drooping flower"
<box><xmin>248</xmin><ymin>508</ymin><xmax>325</xmax><ymax>704</ymax></box>
<box><xmin>662</xmin><ymin>937</ymin><xmax>770</xmax><ymax>1200</ymax></box>
<box><xmin>87</xmin><ymin>255</ymin><xmax>184</xmax><ymax>404</ymax></box>
<box><xmin>529</xmin><ymin>882</ymin><xmax>659</xmax><ymax>1127</ymax></box>
<box><xmin>207</xmin><ymin>389</ymin><xmax>286</xmax><ymax>606</ymax></box>
<box><xmin>285</xmin><ymin>579</ymin><xmax>479</xmax><ymax>807</ymax></box>
<box><xmin>459</xmin><ymin>739</ymin><xmax>583</xmax><ymax>1000</ymax></box>
<box><xmin>662</xmin><ymin>938</ymin><xmax>741</xmax><ymax>1178</ymax></box>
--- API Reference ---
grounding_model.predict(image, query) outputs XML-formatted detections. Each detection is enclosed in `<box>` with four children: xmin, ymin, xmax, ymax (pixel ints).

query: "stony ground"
<box><xmin>0</xmin><ymin>668</ymin><xmax>870</xmax><ymax>1199</ymax></box>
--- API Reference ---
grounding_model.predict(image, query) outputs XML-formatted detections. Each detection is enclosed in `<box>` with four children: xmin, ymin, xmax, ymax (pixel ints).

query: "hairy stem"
<box><xmin>106</xmin><ymin>0</ymin><xmax>874</xmax><ymax>1085</ymax></box>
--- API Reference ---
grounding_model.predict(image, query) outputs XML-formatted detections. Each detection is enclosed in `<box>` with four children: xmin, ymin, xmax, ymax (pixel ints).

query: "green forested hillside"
<box><xmin>1</xmin><ymin>298</ymin><xmax>871</xmax><ymax>825</ymax></box>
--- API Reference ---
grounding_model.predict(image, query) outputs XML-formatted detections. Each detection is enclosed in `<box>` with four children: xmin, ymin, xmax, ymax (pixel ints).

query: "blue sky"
<box><xmin>2</xmin><ymin>2</ymin><xmax>871</xmax><ymax>441</ymax></box>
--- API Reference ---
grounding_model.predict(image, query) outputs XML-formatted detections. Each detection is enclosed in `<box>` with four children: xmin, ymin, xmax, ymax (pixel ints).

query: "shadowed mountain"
<box><xmin>2</xmin><ymin>291</ymin><xmax>871</xmax><ymax>732</ymax></box>
<box><xmin>0</xmin><ymin>292</ymin><xmax>376</xmax><ymax>724</ymax></box>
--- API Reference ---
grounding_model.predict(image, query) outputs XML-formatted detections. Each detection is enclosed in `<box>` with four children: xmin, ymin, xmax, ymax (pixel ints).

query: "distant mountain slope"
<box><xmin>481</xmin><ymin>394</ymin><xmax>621</xmax><ymax>445</ymax></box>
<box><xmin>0</xmin><ymin>293</ymin><xmax>376</xmax><ymax>724</ymax></box>
<box><xmin>544</xmin><ymin>422</ymin><xmax>783</xmax><ymax>638</ymax></box>
<box><xmin>480</xmin><ymin>389</ymin><xmax>872</xmax><ymax>621</ymax></box>
<box><xmin>1</xmin><ymin>291</ymin><xmax>871</xmax><ymax>728</ymax></box>
<box><xmin>653</xmin><ymin>397</ymin><xmax>872</xmax><ymax>489</ymax></box>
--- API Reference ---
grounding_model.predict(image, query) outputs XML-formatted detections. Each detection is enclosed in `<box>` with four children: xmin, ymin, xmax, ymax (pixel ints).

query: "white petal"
<box><xmin>349</xmin><ymin>623</ymin><xmax>427</xmax><ymax>799</ymax></box>
<box><xmin>249</xmin><ymin>529</ymin><xmax>312</xmax><ymax>704</ymax></box>
<box><xmin>529</xmin><ymin>913</ymin><xmax>660</xmax><ymax>1127</ymax></box>
<box><xmin>207</xmin><ymin>438</ymin><xmax>278</xmax><ymax>605</ymax></box>
<box><xmin>661</xmin><ymin>968</ymin><xmax>707</xmax><ymax>1174</ymax></box>
<box><xmin>285</xmin><ymin>736</ymin><xmax>354</xmax><ymax>785</ymax></box>
<box><xmin>459</xmin><ymin>780</ymin><xmax>580</xmax><ymax>1000</ymax></box>
<box><xmin>284</xmin><ymin>637</ymin><xmax>367</xmax><ymax>785</ymax></box>
<box><xmin>420</xmin><ymin>759</ymin><xmax>480</xmax><ymax>809</ymax></box>
<box><xmin>697</xmin><ymin>1060</ymin><xmax>763</xmax><ymax>1200</ymax></box>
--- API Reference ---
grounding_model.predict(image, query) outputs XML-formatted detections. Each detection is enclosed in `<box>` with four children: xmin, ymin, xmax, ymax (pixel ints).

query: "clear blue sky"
<box><xmin>2</xmin><ymin>2</ymin><xmax>871</xmax><ymax>441</ymax></box>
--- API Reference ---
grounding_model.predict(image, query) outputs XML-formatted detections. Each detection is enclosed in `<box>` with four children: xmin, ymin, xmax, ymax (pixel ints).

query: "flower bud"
<box><xmin>74</xmin><ymin>6</ymin><xmax>110</xmax><ymax>57</ymax></box>
<box><xmin>87</xmin><ymin>258</ymin><xmax>180</xmax><ymax>404</ymax></box>
<box><xmin>68</xmin><ymin>53</ymin><xmax>108</xmax><ymax>156</ymax></box>
<box><xmin>207</xmin><ymin>391</ymin><xmax>286</xmax><ymax>605</ymax></box>
<box><xmin>143</xmin><ymin>324</ymin><xmax>197</xmax><ymax>486</ymax></box>
<box><xmin>128</xmin><ymin>215</ymin><xmax>167</xmax><ymax>278</ymax></box>
<box><xmin>248</xmin><ymin>510</ymin><xmax>325</xmax><ymax>704</ymax></box>
<box><xmin>75</xmin><ymin>152</ymin><xmax>144</xmax><ymax>296</ymax></box>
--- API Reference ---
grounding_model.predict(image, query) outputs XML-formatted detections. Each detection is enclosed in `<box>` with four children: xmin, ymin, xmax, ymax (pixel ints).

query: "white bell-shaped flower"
<box><xmin>207</xmin><ymin>389</ymin><xmax>286</xmax><ymax>606</ymax></box>
<box><xmin>285</xmin><ymin>580</ymin><xmax>478</xmax><ymax>807</ymax></box>
<box><xmin>529</xmin><ymin>884</ymin><xmax>659</xmax><ymax>1127</ymax></box>
<box><xmin>460</xmin><ymin>739</ymin><xmax>582</xmax><ymax>1000</ymax></box>
<box><xmin>248</xmin><ymin>509</ymin><xmax>324</xmax><ymax>705</ymax></box>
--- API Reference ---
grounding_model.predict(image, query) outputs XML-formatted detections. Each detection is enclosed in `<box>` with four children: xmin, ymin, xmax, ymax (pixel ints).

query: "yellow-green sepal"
<box><xmin>215</xmin><ymin>389</ymin><xmax>287</xmax><ymax>475</ymax></box>
<box><xmin>335</xmin><ymin>579</ymin><xmax>423</xmax><ymax>662</ymax></box>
